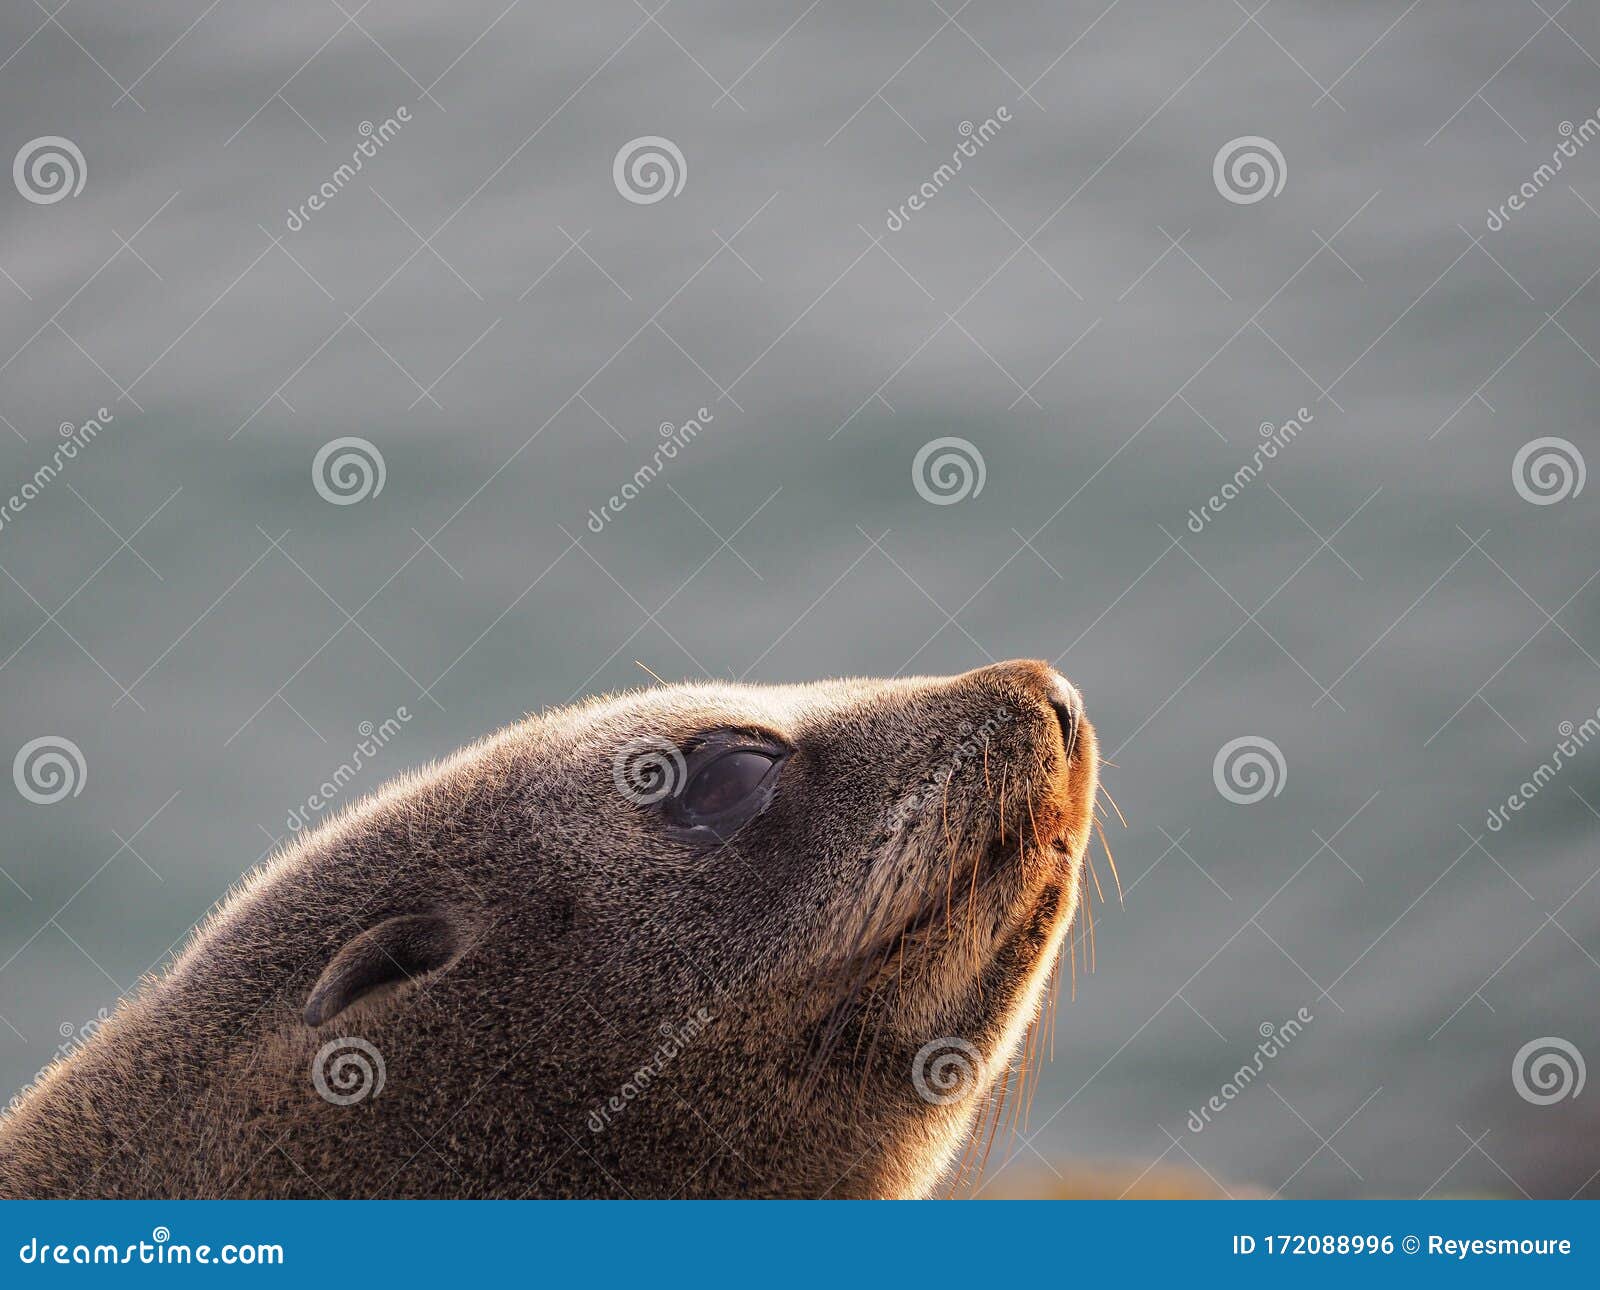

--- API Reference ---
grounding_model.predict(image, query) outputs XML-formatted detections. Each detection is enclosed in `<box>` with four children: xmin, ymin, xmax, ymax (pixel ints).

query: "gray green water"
<box><xmin>1</xmin><ymin>1</ymin><xmax>1596</xmax><ymax>1196</ymax></box>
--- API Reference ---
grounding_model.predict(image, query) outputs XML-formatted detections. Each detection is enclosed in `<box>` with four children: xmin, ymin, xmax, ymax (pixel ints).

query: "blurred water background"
<box><xmin>1</xmin><ymin>1</ymin><xmax>1597</xmax><ymax>1197</ymax></box>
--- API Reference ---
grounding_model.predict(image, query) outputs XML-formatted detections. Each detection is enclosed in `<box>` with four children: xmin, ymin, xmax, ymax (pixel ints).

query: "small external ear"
<box><xmin>304</xmin><ymin>912</ymin><xmax>462</xmax><ymax>1028</ymax></box>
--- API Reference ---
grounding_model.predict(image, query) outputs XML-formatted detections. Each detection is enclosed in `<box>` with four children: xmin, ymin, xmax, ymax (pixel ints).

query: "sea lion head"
<box><xmin>490</xmin><ymin>657</ymin><xmax>1099</xmax><ymax>1196</ymax></box>
<box><xmin>0</xmin><ymin>660</ymin><xmax>1099</xmax><ymax>1200</ymax></box>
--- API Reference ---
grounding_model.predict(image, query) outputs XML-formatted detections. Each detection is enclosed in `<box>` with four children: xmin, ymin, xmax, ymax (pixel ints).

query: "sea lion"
<box><xmin>0</xmin><ymin>659</ymin><xmax>1099</xmax><ymax>1198</ymax></box>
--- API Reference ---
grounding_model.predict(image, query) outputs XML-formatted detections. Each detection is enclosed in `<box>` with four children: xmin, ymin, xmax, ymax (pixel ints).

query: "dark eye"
<box><xmin>680</xmin><ymin>751</ymin><xmax>779</xmax><ymax>819</ymax></box>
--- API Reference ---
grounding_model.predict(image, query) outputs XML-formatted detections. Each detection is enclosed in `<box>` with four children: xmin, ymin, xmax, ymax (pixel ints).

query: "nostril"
<box><xmin>1044</xmin><ymin>671</ymin><xmax>1081</xmax><ymax>750</ymax></box>
<box><xmin>1049</xmin><ymin>695</ymin><xmax>1076</xmax><ymax>749</ymax></box>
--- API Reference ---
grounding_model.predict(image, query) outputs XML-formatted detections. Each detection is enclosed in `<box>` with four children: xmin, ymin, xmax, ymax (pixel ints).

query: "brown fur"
<box><xmin>0</xmin><ymin>660</ymin><xmax>1097</xmax><ymax>1198</ymax></box>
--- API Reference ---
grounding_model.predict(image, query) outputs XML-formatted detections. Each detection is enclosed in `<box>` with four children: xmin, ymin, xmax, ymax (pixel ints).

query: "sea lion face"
<box><xmin>0</xmin><ymin>660</ymin><xmax>1099</xmax><ymax>1201</ymax></box>
<box><xmin>512</xmin><ymin>659</ymin><xmax>1098</xmax><ymax>1196</ymax></box>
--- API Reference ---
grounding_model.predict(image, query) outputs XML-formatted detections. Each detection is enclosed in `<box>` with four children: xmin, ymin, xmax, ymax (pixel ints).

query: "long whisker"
<box><xmin>942</xmin><ymin>776</ymin><xmax>956</xmax><ymax>937</ymax></box>
<box><xmin>976</xmin><ymin>1062</ymin><xmax>1011</xmax><ymax>1184</ymax></box>
<box><xmin>1082</xmin><ymin>868</ymin><xmax>1097</xmax><ymax>973</ymax></box>
<box><xmin>1084</xmin><ymin>847</ymin><xmax>1106</xmax><ymax>906</ymax></box>
<box><xmin>1092</xmin><ymin>814</ymin><xmax>1124</xmax><ymax>903</ymax></box>
<box><xmin>1098</xmin><ymin>781</ymin><xmax>1129</xmax><ymax>829</ymax></box>
<box><xmin>998</xmin><ymin>765</ymin><xmax>1008</xmax><ymax>846</ymax></box>
<box><xmin>1068</xmin><ymin>888</ymin><xmax>1079</xmax><ymax>1000</ymax></box>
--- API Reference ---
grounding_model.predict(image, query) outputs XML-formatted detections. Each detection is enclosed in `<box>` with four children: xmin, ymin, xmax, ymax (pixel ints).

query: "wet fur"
<box><xmin>0</xmin><ymin>661</ymin><xmax>1098</xmax><ymax>1198</ymax></box>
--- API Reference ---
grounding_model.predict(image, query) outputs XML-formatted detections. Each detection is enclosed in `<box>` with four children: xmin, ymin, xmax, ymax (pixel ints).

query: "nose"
<box><xmin>1046</xmin><ymin>674</ymin><xmax>1080</xmax><ymax>749</ymax></box>
<box><xmin>964</xmin><ymin>659</ymin><xmax>1083</xmax><ymax>747</ymax></box>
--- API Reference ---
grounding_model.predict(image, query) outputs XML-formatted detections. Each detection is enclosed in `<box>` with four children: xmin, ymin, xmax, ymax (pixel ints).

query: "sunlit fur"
<box><xmin>0</xmin><ymin>660</ymin><xmax>1098</xmax><ymax>1199</ymax></box>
